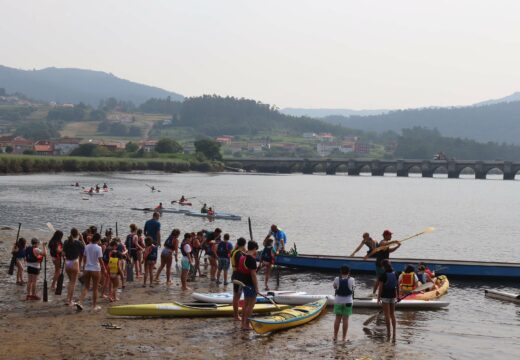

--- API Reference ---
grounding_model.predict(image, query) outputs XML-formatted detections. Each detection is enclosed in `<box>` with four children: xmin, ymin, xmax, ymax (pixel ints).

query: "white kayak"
<box><xmin>192</xmin><ymin>291</ymin><xmax>306</xmax><ymax>304</ymax></box>
<box><xmin>185</xmin><ymin>211</ymin><xmax>241</xmax><ymax>221</ymax></box>
<box><xmin>81</xmin><ymin>192</ymin><xmax>104</xmax><ymax>196</ymax></box>
<box><xmin>273</xmin><ymin>294</ymin><xmax>449</xmax><ymax>309</ymax></box>
<box><xmin>131</xmin><ymin>207</ymin><xmax>190</xmax><ymax>214</ymax></box>
<box><xmin>485</xmin><ymin>289</ymin><xmax>520</xmax><ymax>304</ymax></box>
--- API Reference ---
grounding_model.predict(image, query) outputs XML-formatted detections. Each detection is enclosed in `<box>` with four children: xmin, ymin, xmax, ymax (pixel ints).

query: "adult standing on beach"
<box><xmin>154</xmin><ymin>229</ymin><xmax>179</xmax><ymax>284</ymax></box>
<box><xmin>48</xmin><ymin>230</ymin><xmax>64</xmax><ymax>290</ymax></box>
<box><xmin>265</xmin><ymin>225</ymin><xmax>287</xmax><ymax>254</ymax></box>
<box><xmin>62</xmin><ymin>228</ymin><xmax>85</xmax><ymax>306</ymax></box>
<box><xmin>144</xmin><ymin>212</ymin><xmax>161</xmax><ymax>247</ymax></box>
<box><xmin>25</xmin><ymin>238</ymin><xmax>46</xmax><ymax>301</ymax></box>
<box><xmin>231</xmin><ymin>237</ymin><xmax>247</xmax><ymax>321</ymax></box>
<box><xmin>236</xmin><ymin>240</ymin><xmax>259</xmax><ymax>330</ymax></box>
<box><xmin>365</xmin><ymin>230</ymin><xmax>401</xmax><ymax>296</ymax></box>
<box><xmin>76</xmin><ymin>233</ymin><xmax>105</xmax><ymax>311</ymax></box>
<box><xmin>376</xmin><ymin>259</ymin><xmax>399</xmax><ymax>340</ymax></box>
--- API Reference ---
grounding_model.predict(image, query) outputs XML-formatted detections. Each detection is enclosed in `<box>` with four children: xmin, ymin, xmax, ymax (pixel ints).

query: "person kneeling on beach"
<box><xmin>333</xmin><ymin>265</ymin><xmax>355</xmax><ymax>341</ymax></box>
<box><xmin>76</xmin><ymin>233</ymin><xmax>106</xmax><ymax>311</ymax></box>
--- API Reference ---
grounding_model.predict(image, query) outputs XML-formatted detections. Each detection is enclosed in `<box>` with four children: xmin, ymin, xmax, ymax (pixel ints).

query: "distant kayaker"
<box><xmin>95</xmin><ymin>184</ymin><xmax>100</xmax><ymax>193</ymax></box>
<box><xmin>75</xmin><ymin>182</ymin><xmax>80</xmax><ymax>187</ymax></box>
<box><xmin>207</xmin><ymin>207</ymin><xmax>215</xmax><ymax>216</ymax></box>
<box><xmin>88</xmin><ymin>187</ymin><xmax>94</xmax><ymax>194</ymax></box>
<box><xmin>180</xmin><ymin>195</ymin><xmax>187</xmax><ymax>203</ymax></box>
<box><xmin>365</xmin><ymin>230</ymin><xmax>401</xmax><ymax>296</ymax></box>
<box><xmin>333</xmin><ymin>265</ymin><xmax>355</xmax><ymax>342</ymax></box>
<box><xmin>155</xmin><ymin>202</ymin><xmax>164</xmax><ymax>211</ymax></box>
<box><xmin>231</xmin><ymin>237</ymin><xmax>247</xmax><ymax>321</ymax></box>
<box><xmin>201</xmin><ymin>203</ymin><xmax>208</xmax><ymax>214</ymax></box>
<box><xmin>350</xmin><ymin>232</ymin><xmax>377</xmax><ymax>257</ymax></box>
<box><xmin>398</xmin><ymin>265</ymin><xmax>419</xmax><ymax>294</ymax></box>
<box><xmin>236</xmin><ymin>240</ymin><xmax>259</xmax><ymax>330</ymax></box>
<box><xmin>376</xmin><ymin>259</ymin><xmax>399</xmax><ymax>340</ymax></box>
<box><xmin>103</xmin><ymin>183</ymin><xmax>108</xmax><ymax>190</ymax></box>
<box><xmin>144</xmin><ymin>212</ymin><xmax>161</xmax><ymax>247</ymax></box>
<box><xmin>265</xmin><ymin>225</ymin><xmax>287</xmax><ymax>254</ymax></box>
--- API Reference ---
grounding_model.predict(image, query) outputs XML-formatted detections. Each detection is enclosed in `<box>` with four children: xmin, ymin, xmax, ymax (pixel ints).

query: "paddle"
<box><xmin>370</xmin><ymin>227</ymin><xmax>435</xmax><ymax>255</ymax></box>
<box><xmin>145</xmin><ymin>184</ymin><xmax>161</xmax><ymax>192</ymax></box>
<box><xmin>171</xmin><ymin>197</ymin><xmax>196</xmax><ymax>204</ymax></box>
<box><xmin>232</xmin><ymin>279</ymin><xmax>283</xmax><ymax>310</ymax></box>
<box><xmin>8</xmin><ymin>223</ymin><xmax>22</xmax><ymax>276</ymax></box>
<box><xmin>55</xmin><ymin>257</ymin><xmax>65</xmax><ymax>295</ymax></box>
<box><xmin>362</xmin><ymin>281</ymin><xmax>434</xmax><ymax>326</ymax></box>
<box><xmin>43</xmin><ymin>253</ymin><xmax>48</xmax><ymax>302</ymax></box>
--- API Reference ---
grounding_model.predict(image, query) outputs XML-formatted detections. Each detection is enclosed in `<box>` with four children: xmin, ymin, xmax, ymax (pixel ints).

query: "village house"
<box><xmin>53</xmin><ymin>137</ymin><xmax>82</xmax><ymax>155</ymax></box>
<box><xmin>0</xmin><ymin>135</ymin><xmax>33</xmax><ymax>154</ymax></box>
<box><xmin>215</xmin><ymin>135</ymin><xmax>233</xmax><ymax>144</ymax></box>
<box><xmin>140</xmin><ymin>140</ymin><xmax>158</xmax><ymax>153</ymax></box>
<box><xmin>33</xmin><ymin>140</ymin><xmax>55</xmax><ymax>156</ymax></box>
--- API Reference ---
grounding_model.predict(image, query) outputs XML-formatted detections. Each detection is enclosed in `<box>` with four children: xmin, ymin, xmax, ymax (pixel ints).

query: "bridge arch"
<box><xmin>335</xmin><ymin>163</ymin><xmax>349</xmax><ymax>174</ymax></box>
<box><xmin>359</xmin><ymin>164</ymin><xmax>372</xmax><ymax>176</ymax></box>
<box><xmin>432</xmin><ymin>165</ymin><xmax>448</xmax><ymax>178</ymax></box>
<box><xmin>458</xmin><ymin>166</ymin><xmax>476</xmax><ymax>179</ymax></box>
<box><xmin>312</xmin><ymin>163</ymin><xmax>327</xmax><ymax>174</ymax></box>
<box><xmin>407</xmin><ymin>165</ymin><xmax>422</xmax><ymax>177</ymax></box>
<box><xmin>383</xmin><ymin>165</ymin><xmax>397</xmax><ymax>176</ymax></box>
<box><xmin>485</xmin><ymin>167</ymin><xmax>503</xmax><ymax>180</ymax></box>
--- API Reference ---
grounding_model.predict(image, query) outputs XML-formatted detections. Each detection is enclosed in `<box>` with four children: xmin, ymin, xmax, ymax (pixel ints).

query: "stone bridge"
<box><xmin>223</xmin><ymin>158</ymin><xmax>520</xmax><ymax>180</ymax></box>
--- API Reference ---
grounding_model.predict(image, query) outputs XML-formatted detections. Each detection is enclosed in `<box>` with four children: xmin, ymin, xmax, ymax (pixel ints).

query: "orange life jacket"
<box><xmin>400</xmin><ymin>272</ymin><xmax>416</xmax><ymax>291</ymax></box>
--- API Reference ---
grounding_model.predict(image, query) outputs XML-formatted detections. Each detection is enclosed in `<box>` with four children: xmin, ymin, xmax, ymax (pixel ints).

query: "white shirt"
<box><xmin>182</xmin><ymin>244</ymin><xmax>192</xmax><ymax>258</ymax></box>
<box><xmin>84</xmin><ymin>243</ymin><xmax>103</xmax><ymax>271</ymax></box>
<box><xmin>333</xmin><ymin>276</ymin><xmax>355</xmax><ymax>304</ymax></box>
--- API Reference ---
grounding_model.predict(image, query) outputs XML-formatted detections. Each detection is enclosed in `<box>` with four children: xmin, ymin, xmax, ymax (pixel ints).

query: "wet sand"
<box><xmin>1</xmin><ymin>228</ymin><xmax>425</xmax><ymax>360</ymax></box>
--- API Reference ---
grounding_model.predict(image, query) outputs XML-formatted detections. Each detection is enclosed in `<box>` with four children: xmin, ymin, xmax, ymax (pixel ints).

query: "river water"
<box><xmin>1</xmin><ymin>172</ymin><xmax>519</xmax><ymax>359</ymax></box>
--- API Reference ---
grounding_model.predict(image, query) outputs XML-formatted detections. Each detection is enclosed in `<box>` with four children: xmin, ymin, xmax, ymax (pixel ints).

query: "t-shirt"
<box><xmin>270</xmin><ymin>230</ymin><xmax>287</xmax><ymax>250</ymax></box>
<box><xmin>333</xmin><ymin>276</ymin><xmax>355</xmax><ymax>304</ymax></box>
<box><xmin>84</xmin><ymin>243</ymin><xmax>103</xmax><ymax>271</ymax></box>
<box><xmin>378</xmin><ymin>271</ymin><xmax>398</xmax><ymax>299</ymax></box>
<box><xmin>375</xmin><ymin>241</ymin><xmax>390</xmax><ymax>267</ymax></box>
<box><xmin>63</xmin><ymin>239</ymin><xmax>85</xmax><ymax>260</ymax></box>
<box><xmin>182</xmin><ymin>244</ymin><xmax>192</xmax><ymax>259</ymax></box>
<box><xmin>144</xmin><ymin>219</ymin><xmax>161</xmax><ymax>244</ymax></box>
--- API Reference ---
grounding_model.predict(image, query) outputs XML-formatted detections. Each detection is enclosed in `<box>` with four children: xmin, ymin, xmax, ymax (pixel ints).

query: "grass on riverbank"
<box><xmin>0</xmin><ymin>154</ymin><xmax>222</xmax><ymax>174</ymax></box>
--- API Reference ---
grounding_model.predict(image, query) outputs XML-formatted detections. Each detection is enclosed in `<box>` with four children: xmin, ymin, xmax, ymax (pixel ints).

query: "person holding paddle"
<box><xmin>25</xmin><ymin>238</ymin><xmax>47</xmax><ymax>301</ymax></box>
<box><xmin>12</xmin><ymin>237</ymin><xmax>27</xmax><ymax>286</ymax></box>
<box><xmin>235</xmin><ymin>240</ymin><xmax>259</xmax><ymax>330</ymax></box>
<box><xmin>376</xmin><ymin>259</ymin><xmax>400</xmax><ymax>340</ymax></box>
<box><xmin>365</xmin><ymin>230</ymin><xmax>401</xmax><ymax>296</ymax></box>
<box><xmin>48</xmin><ymin>230</ymin><xmax>64</xmax><ymax>290</ymax></box>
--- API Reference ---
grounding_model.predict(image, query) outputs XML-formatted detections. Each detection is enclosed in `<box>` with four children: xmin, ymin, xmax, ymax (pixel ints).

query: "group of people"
<box><xmin>346</xmin><ymin>229</ymin><xmax>437</xmax><ymax>340</ymax></box>
<box><xmin>10</xmin><ymin>213</ymin><xmax>288</xmax><ymax>330</ymax></box>
<box><xmin>86</xmin><ymin>183</ymin><xmax>109</xmax><ymax>193</ymax></box>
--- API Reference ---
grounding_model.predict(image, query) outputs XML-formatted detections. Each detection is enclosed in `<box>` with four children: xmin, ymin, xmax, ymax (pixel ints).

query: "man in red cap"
<box><xmin>365</xmin><ymin>229</ymin><xmax>401</xmax><ymax>296</ymax></box>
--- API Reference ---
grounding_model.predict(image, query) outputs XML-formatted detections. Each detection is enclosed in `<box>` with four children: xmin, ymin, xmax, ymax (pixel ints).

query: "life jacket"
<box><xmin>146</xmin><ymin>246</ymin><xmax>157</xmax><ymax>262</ymax></box>
<box><xmin>180</xmin><ymin>241</ymin><xmax>190</xmax><ymax>257</ymax></box>
<box><xmin>126</xmin><ymin>234</ymin><xmax>134</xmax><ymax>251</ymax></box>
<box><xmin>261</xmin><ymin>246</ymin><xmax>275</xmax><ymax>264</ymax></box>
<box><xmin>231</xmin><ymin>249</ymin><xmax>244</xmax><ymax>271</ymax></box>
<box><xmin>400</xmin><ymin>272</ymin><xmax>416</xmax><ymax>292</ymax></box>
<box><xmin>164</xmin><ymin>235</ymin><xmax>174</xmax><ymax>250</ymax></box>
<box><xmin>103</xmin><ymin>247</ymin><xmax>111</xmax><ymax>263</ymax></box>
<box><xmin>335</xmin><ymin>276</ymin><xmax>353</xmax><ymax>297</ymax></box>
<box><xmin>383</xmin><ymin>271</ymin><xmax>398</xmax><ymax>291</ymax></box>
<box><xmin>237</xmin><ymin>254</ymin><xmax>252</xmax><ymax>275</ymax></box>
<box><xmin>217</xmin><ymin>242</ymin><xmax>231</xmax><ymax>258</ymax></box>
<box><xmin>108</xmin><ymin>254</ymin><xmax>119</xmax><ymax>274</ymax></box>
<box><xmin>25</xmin><ymin>246</ymin><xmax>43</xmax><ymax>263</ymax></box>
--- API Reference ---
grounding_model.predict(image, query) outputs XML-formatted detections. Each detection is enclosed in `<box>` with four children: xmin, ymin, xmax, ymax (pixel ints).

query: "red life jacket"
<box><xmin>400</xmin><ymin>272</ymin><xmax>416</xmax><ymax>291</ymax></box>
<box><xmin>237</xmin><ymin>254</ymin><xmax>252</xmax><ymax>275</ymax></box>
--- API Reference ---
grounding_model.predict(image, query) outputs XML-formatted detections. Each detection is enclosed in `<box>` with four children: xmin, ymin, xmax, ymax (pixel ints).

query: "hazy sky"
<box><xmin>2</xmin><ymin>0</ymin><xmax>520</xmax><ymax>109</ymax></box>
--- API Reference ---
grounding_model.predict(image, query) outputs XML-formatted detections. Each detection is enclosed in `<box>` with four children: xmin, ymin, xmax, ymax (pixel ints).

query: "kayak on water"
<box><xmin>271</xmin><ymin>294</ymin><xmax>449</xmax><ymax>309</ymax></box>
<box><xmin>192</xmin><ymin>291</ymin><xmax>307</xmax><ymax>304</ymax></box>
<box><xmin>185</xmin><ymin>211</ymin><xmax>241</xmax><ymax>221</ymax></box>
<box><xmin>107</xmin><ymin>302</ymin><xmax>289</xmax><ymax>317</ymax></box>
<box><xmin>130</xmin><ymin>207</ymin><xmax>190</xmax><ymax>214</ymax></box>
<box><xmin>178</xmin><ymin>202</ymin><xmax>192</xmax><ymax>206</ymax></box>
<box><xmin>484</xmin><ymin>289</ymin><xmax>520</xmax><ymax>304</ymax></box>
<box><xmin>406</xmin><ymin>275</ymin><xmax>449</xmax><ymax>301</ymax></box>
<box><xmin>249</xmin><ymin>299</ymin><xmax>327</xmax><ymax>334</ymax></box>
<box><xmin>81</xmin><ymin>191</ymin><xmax>104</xmax><ymax>196</ymax></box>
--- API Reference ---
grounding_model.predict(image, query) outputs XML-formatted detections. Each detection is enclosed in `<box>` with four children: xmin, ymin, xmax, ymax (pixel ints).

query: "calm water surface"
<box><xmin>1</xmin><ymin>172</ymin><xmax>519</xmax><ymax>359</ymax></box>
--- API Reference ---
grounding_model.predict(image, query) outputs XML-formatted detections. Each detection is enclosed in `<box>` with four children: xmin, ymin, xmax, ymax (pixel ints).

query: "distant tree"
<box><xmin>5</xmin><ymin>146</ymin><xmax>13</xmax><ymax>153</ymax></box>
<box><xmin>47</xmin><ymin>106</ymin><xmax>86</xmax><ymax>122</ymax></box>
<box><xmin>155</xmin><ymin>138</ymin><xmax>182</xmax><ymax>153</ymax></box>
<box><xmin>125</xmin><ymin>141</ymin><xmax>139</xmax><ymax>152</ymax></box>
<box><xmin>15</xmin><ymin>121</ymin><xmax>60</xmax><ymax>140</ymax></box>
<box><xmin>97</xmin><ymin>121</ymin><xmax>110</xmax><ymax>132</ymax></box>
<box><xmin>194</xmin><ymin>138</ymin><xmax>222</xmax><ymax>160</ymax></box>
<box><xmin>128</xmin><ymin>126</ymin><xmax>142</xmax><ymax>137</ymax></box>
<box><xmin>108</xmin><ymin>122</ymin><xmax>128</xmax><ymax>136</ymax></box>
<box><xmin>23</xmin><ymin>149</ymin><xmax>35</xmax><ymax>155</ymax></box>
<box><xmin>70</xmin><ymin>143</ymin><xmax>100</xmax><ymax>157</ymax></box>
<box><xmin>89</xmin><ymin>109</ymin><xmax>106</xmax><ymax>121</ymax></box>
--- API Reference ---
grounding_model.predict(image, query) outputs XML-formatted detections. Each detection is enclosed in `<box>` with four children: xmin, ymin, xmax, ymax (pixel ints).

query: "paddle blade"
<box><xmin>232</xmin><ymin>279</ymin><xmax>246</xmax><ymax>287</ymax></box>
<box><xmin>363</xmin><ymin>311</ymin><xmax>381</xmax><ymax>326</ymax></box>
<box><xmin>413</xmin><ymin>282</ymin><xmax>434</xmax><ymax>293</ymax></box>
<box><xmin>43</xmin><ymin>280</ymin><xmax>48</xmax><ymax>302</ymax></box>
<box><xmin>55</xmin><ymin>274</ymin><xmax>64</xmax><ymax>295</ymax></box>
<box><xmin>8</xmin><ymin>255</ymin><xmax>16</xmax><ymax>275</ymax></box>
<box><xmin>423</xmin><ymin>226</ymin><xmax>435</xmax><ymax>233</ymax></box>
<box><xmin>46</xmin><ymin>222</ymin><xmax>55</xmax><ymax>233</ymax></box>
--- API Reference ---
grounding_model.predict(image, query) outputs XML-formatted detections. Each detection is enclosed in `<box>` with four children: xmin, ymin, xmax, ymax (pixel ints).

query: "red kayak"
<box><xmin>179</xmin><ymin>202</ymin><xmax>192</xmax><ymax>206</ymax></box>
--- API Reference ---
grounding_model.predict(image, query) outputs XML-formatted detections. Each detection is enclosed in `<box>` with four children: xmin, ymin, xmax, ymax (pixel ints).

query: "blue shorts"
<box><xmin>218</xmin><ymin>258</ymin><xmax>230</xmax><ymax>271</ymax></box>
<box><xmin>181</xmin><ymin>257</ymin><xmax>191</xmax><ymax>271</ymax></box>
<box><xmin>243</xmin><ymin>285</ymin><xmax>256</xmax><ymax>298</ymax></box>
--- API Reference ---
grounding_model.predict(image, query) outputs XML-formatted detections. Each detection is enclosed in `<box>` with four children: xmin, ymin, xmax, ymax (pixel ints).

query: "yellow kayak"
<box><xmin>407</xmin><ymin>275</ymin><xmax>449</xmax><ymax>300</ymax></box>
<box><xmin>107</xmin><ymin>302</ymin><xmax>288</xmax><ymax>317</ymax></box>
<box><xmin>249</xmin><ymin>299</ymin><xmax>327</xmax><ymax>334</ymax></box>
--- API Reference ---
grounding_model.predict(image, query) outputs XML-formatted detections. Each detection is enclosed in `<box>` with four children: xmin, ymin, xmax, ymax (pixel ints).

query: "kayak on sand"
<box><xmin>107</xmin><ymin>302</ymin><xmax>289</xmax><ymax>317</ymax></box>
<box><xmin>192</xmin><ymin>291</ymin><xmax>307</xmax><ymax>304</ymax></box>
<box><xmin>271</xmin><ymin>294</ymin><xmax>449</xmax><ymax>309</ymax></box>
<box><xmin>249</xmin><ymin>299</ymin><xmax>327</xmax><ymax>334</ymax></box>
<box><xmin>484</xmin><ymin>289</ymin><xmax>520</xmax><ymax>304</ymax></box>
